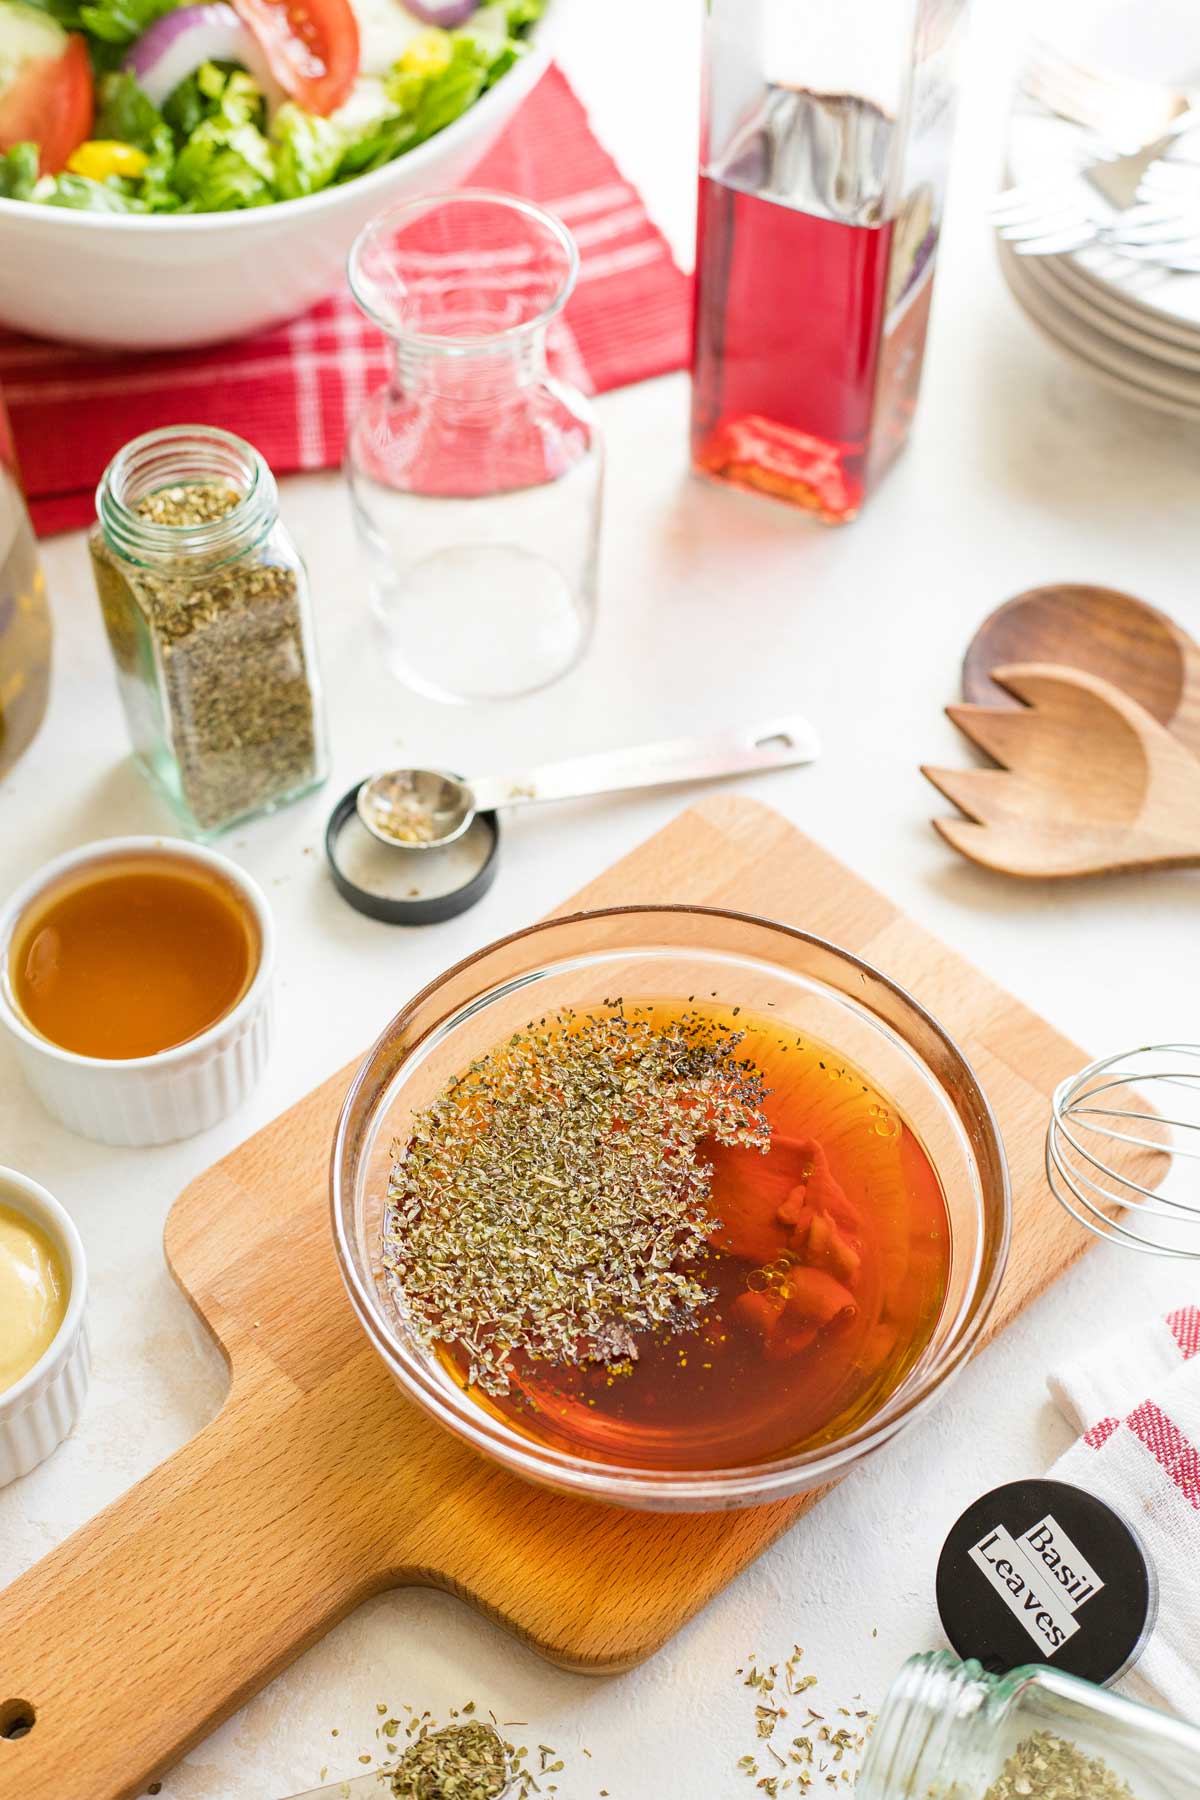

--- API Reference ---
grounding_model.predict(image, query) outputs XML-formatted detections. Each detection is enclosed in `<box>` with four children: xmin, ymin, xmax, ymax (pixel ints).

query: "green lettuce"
<box><xmin>94</xmin><ymin>69</ymin><xmax>171</xmax><ymax>150</ymax></box>
<box><xmin>501</xmin><ymin>0</ymin><xmax>545</xmax><ymax>26</ymax></box>
<box><xmin>163</xmin><ymin>57</ymin><xmax>245</xmax><ymax>136</ymax></box>
<box><xmin>28</xmin><ymin>0</ymin><xmax>179</xmax><ymax>71</ymax></box>
<box><xmin>273</xmin><ymin>100</ymin><xmax>343</xmax><ymax>200</ymax></box>
<box><xmin>93</xmin><ymin>72</ymin><xmax>177</xmax><ymax>207</ymax></box>
<box><xmin>338</xmin><ymin>4</ymin><xmax>542</xmax><ymax>182</ymax></box>
<box><xmin>36</xmin><ymin>171</ymin><xmax>148</xmax><ymax>209</ymax></box>
<box><xmin>0</xmin><ymin>142</ymin><xmax>39</xmax><ymax>201</ymax></box>
<box><xmin>170</xmin><ymin>66</ymin><xmax>274</xmax><ymax>209</ymax></box>
<box><xmin>76</xmin><ymin>0</ymin><xmax>175</xmax><ymax>49</ymax></box>
<box><xmin>384</xmin><ymin>35</ymin><xmax>489</xmax><ymax>135</ymax></box>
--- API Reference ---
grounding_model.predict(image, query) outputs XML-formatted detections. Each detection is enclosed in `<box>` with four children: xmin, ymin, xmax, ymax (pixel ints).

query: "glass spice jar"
<box><xmin>89</xmin><ymin>425</ymin><xmax>328</xmax><ymax>838</ymax></box>
<box><xmin>859</xmin><ymin>1652</ymin><xmax>1200</xmax><ymax>1800</ymax></box>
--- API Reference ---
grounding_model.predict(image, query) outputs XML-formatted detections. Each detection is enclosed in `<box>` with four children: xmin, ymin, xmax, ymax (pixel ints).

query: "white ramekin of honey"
<box><xmin>0</xmin><ymin>836</ymin><xmax>274</xmax><ymax>1146</ymax></box>
<box><xmin>0</xmin><ymin>1166</ymin><xmax>89</xmax><ymax>1487</ymax></box>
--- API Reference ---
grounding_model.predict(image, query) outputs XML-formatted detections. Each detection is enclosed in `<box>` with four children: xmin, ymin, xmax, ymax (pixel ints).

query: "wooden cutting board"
<box><xmin>0</xmin><ymin>797</ymin><xmax>1104</xmax><ymax>1800</ymax></box>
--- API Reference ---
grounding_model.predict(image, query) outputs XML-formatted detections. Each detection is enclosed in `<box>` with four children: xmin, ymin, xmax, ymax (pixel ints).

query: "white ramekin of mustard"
<box><xmin>0</xmin><ymin>1166</ymin><xmax>89</xmax><ymax>1487</ymax></box>
<box><xmin>0</xmin><ymin>835</ymin><xmax>274</xmax><ymax>1147</ymax></box>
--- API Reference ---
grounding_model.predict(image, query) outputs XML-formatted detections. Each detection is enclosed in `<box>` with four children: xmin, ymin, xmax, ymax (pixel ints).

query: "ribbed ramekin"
<box><xmin>0</xmin><ymin>836</ymin><xmax>274</xmax><ymax>1146</ymax></box>
<box><xmin>0</xmin><ymin>1167</ymin><xmax>89</xmax><ymax>1487</ymax></box>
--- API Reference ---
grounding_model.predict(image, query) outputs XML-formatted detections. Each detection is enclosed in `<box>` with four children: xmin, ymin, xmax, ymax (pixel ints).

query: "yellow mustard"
<box><xmin>0</xmin><ymin>1202</ymin><xmax>67</xmax><ymax>1392</ymax></box>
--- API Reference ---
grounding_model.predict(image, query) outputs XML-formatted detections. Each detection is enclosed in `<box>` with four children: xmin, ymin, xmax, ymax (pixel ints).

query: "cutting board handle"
<box><xmin>0</xmin><ymin>1380</ymin><xmax>405</xmax><ymax>1800</ymax></box>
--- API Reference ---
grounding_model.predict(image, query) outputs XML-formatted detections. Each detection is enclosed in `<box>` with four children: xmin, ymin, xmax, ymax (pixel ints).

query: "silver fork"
<box><xmin>994</xmin><ymin>36</ymin><xmax>1200</xmax><ymax>259</ymax></box>
<box><xmin>993</xmin><ymin>124</ymin><xmax>1200</xmax><ymax>262</ymax></box>
<box><xmin>994</xmin><ymin>194</ymin><xmax>1200</xmax><ymax>264</ymax></box>
<box><xmin>1023</xmin><ymin>38</ymin><xmax>1197</xmax><ymax>152</ymax></box>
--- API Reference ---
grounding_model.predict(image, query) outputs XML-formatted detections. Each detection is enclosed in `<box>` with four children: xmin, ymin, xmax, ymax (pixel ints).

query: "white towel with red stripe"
<box><xmin>1048</xmin><ymin>1304</ymin><xmax>1200</xmax><ymax>1718</ymax></box>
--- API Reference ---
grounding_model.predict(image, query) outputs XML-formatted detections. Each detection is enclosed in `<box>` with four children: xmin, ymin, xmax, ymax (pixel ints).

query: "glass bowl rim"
<box><xmin>330</xmin><ymin>903</ymin><xmax>1012</xmax><ymax>1505</ymax></box>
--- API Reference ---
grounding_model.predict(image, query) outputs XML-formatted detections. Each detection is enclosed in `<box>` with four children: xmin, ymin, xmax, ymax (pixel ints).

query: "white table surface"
<box><xmin>4</xmin><ymin>1</ymin><xmax>1199</xmax><ymax>1795</ymax></box>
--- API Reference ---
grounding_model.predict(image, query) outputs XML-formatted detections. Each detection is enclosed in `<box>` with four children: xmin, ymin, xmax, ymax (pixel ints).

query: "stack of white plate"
<box><xmin>999</xmin><ymin>0</ymin><xmax>1200</xmax><ymax>419</ymax></box>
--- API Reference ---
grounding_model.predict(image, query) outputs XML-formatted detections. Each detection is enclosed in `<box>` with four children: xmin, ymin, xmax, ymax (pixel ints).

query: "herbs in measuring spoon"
<box><xmin>389</xmin><ymin>1721</ymin><xmax>508</xmax><ymax>1798</ymax></box>
<box><xmin>90</xmin><ymin>480</ymin><xmax>318</xmax><ymax>832</ymax></box>
<box><xmin>341</xmin><ymin>1702</ymin><xmax>574</xmax><ymax>1799</ymax></box>
<box><xmin>382</xmin><ymin>1006</ymin><xmax>771</xmax><ymax>1395</ymax></box>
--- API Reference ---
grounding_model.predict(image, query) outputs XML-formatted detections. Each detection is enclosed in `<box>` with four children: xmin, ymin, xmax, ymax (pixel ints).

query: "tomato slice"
<box><xmin>0</xmin><ymin>21</ymin><xmax>93</xmax><ymax>174</ymax></box>
<box><xmin>230</xmin><ymin>0</ymin><xmax>359</xmax><ymax>116</ymax></box>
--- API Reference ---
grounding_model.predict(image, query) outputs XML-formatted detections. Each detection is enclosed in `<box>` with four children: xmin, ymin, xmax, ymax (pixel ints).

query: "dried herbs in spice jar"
<box><xmin>89</xmin><ymin>425</ymin><xmax>328</xmax><ymax>837</ymax></box>
<box><xmin>858</xmin><ymin>1653</ymin><xmax>1200</xmax><ymax>1800</ymax></box>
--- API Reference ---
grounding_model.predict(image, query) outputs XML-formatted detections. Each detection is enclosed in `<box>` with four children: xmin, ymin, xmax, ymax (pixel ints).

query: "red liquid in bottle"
<box><xmin>692</xmin><ymin>177</ymin><xmax>898</xmax><ymax>524</ymax></box>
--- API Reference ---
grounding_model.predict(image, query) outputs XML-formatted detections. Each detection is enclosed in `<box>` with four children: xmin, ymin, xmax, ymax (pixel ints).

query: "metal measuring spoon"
<box><xmin>356</xmin><ymin>715</ymin><xmax>820</xmax><ymax>852</ymax></box>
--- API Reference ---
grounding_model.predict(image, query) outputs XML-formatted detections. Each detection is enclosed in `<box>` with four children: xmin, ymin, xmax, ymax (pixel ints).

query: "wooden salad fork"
<box><xmin>923</xmin><ymin>662</ymin><xmax>1200</xmax><ymax>878</ymax></box>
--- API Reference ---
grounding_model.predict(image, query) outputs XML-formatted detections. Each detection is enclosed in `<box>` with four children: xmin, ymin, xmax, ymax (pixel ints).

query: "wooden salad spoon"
<box><xmin>924</xmin><ymin>661</ymin><xmax>1200</xmax><ymax>878</ymax></box>
<box><xmin>962</xmin><ymin>583</ymin><xmax>1200</xmax><ymax>758</ymax></box>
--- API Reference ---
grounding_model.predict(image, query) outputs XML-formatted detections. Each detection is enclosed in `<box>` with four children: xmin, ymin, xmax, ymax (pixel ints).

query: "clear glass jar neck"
<box><xmin>861</xmin><ymin>1652</ymin><xmax>1004</xmax><ymax>1798</ymax></box>
<box><xmin>96</xmin><ymin>425</ymin><xmax>278</xmax><ymax>570</ymax></box>
<box><xmin>391</xmin><ymin>329</ymin><xmax>549</xmax><ymax>407</ymax></box>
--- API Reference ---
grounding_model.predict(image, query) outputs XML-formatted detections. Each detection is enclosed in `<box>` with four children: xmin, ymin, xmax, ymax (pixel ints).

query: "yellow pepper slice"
<box><xmin>65</xmin><ymin>141</ymin><xmax>150</xmax><ymax>181</ymax></box>
<box><xmin>399</xmin><ymin>28</ymin><xmax>453</xmax><ymax>77</ymax></box>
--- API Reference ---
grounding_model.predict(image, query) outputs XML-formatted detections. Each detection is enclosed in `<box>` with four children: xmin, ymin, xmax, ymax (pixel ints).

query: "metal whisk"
<box><xmin>1047</xmin><ymin>1044</ymin><xmax>1200</xmax><ymax>1259</ymax></box>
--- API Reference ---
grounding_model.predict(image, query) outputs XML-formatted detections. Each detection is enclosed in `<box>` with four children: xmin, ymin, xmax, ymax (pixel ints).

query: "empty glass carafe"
<box><xmin>345</xmin><ymin>191</ymin><xmax>603</xmax><ymax>704</ymax></box>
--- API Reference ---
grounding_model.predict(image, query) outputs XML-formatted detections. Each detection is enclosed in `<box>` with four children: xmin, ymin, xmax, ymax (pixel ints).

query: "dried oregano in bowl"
<box><xmin>380</xmin><ymin>1004</ymin><xmax>770</xmax><ymax>1398</ymax></box>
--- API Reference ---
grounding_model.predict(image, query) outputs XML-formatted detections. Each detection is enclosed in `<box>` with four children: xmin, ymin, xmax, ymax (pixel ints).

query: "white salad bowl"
<box><xmin>0</xmin><ymin>2</ymin><xmax>566</xmax><ymax>350</ymax></box>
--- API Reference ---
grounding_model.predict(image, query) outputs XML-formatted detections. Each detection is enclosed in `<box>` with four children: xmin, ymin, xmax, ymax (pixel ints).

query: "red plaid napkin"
<box><xmin>0</xmin><ymin>66</ymin><xmax>691</xmax><ymax>536</ymax></box>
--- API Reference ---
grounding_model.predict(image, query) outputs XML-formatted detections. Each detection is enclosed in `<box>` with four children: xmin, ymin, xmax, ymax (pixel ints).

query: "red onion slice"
<box><xmin>123</xmin><ymin>2</ymin><xmax>278</xmax><ymax>107</ymax></box>
<box><xmin>402</xmin><ymin>0</ymin><xmax>478</xmax><ymax>25</ymax></box>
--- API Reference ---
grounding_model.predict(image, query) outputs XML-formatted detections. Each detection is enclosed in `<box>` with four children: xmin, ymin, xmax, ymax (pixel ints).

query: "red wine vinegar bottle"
<box><xmin>692</xmin><ymin>1</ymin><xmax>969</xmax><ymax>523</ymax></box>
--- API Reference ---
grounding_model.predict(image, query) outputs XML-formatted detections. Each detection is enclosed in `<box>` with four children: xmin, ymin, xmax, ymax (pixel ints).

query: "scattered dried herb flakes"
<box><xmin>382</xmin><ymin>1005</ymin><xmax>770</xmax><ymax>1396</ymax></box>
<box><xmin>979</xmin><ymin>1731</ymin><xmax>1137</xmax><ymax>1800</ymax></box>
<box><xmin>736</xmin><ymin>1646</ymin><xmax>875</xmax><ymax>1794</ymax></box>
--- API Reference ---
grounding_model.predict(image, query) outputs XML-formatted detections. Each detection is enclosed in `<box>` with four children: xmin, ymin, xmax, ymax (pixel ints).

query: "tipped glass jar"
<box><xmin>859</xmin><ymin>1652</ymin><xmax>1200</xmax><ymax>1799</ymax></box>
<box><xmin>345</xmin><ymin>191</ymin><xmax>603</xmax><ymax>704</ymax></box>
<box><xmin>89</xmin><ymin>426</ymin><xmax>328</xmax><ymax>839</ymax></box>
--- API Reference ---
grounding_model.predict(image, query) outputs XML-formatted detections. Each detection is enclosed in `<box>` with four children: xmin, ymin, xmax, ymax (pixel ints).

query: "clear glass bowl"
<box><xmin>331</xmin><ymin>908</ymin><xmax>1011</xmax><ymax>1512</ymax></box>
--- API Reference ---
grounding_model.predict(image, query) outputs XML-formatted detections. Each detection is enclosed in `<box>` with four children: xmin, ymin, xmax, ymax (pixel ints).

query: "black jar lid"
<box><xmin>937</xmin><ymin>1478</ymin><xmax>1157</xmax><ymax>1685</ymax></box>
<box><xmin>325</xmin><ymin>781</ymin><xmax>500</xmax><ymax>924</ymax></box>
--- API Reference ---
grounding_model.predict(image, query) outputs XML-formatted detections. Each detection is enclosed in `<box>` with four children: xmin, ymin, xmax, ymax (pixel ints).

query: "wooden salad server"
<box><xmin>962</xmin><ymin>583</ymin><xmax>1200</xmax><ymax>758</ymax></box>
<box><xmin>924</xmin><ymin>662</ymin><xmax>1200</xmax><ymax>878</ymax></box>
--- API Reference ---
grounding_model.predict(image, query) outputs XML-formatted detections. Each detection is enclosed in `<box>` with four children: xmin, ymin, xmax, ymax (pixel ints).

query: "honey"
<box><xmin>386</xmin><ymin>999</ymin><xmax>950</xmax><ymax>1473</ymax></box>
<box><xmin>0</xmin><ymin>1203</ymin><xmax>67</xmax><ymax>1392</ymax></box>
<box><xmin>9</xmin><ymin>854</ymin><xmax>258</xmax><ymax>1060</ymax></box>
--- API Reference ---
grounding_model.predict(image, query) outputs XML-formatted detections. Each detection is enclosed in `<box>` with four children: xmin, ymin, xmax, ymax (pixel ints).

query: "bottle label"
<box><xmin>967</xmin><ymin>1512</ymin><xmax>1106</xmax><ymax>1657</ymax></box>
